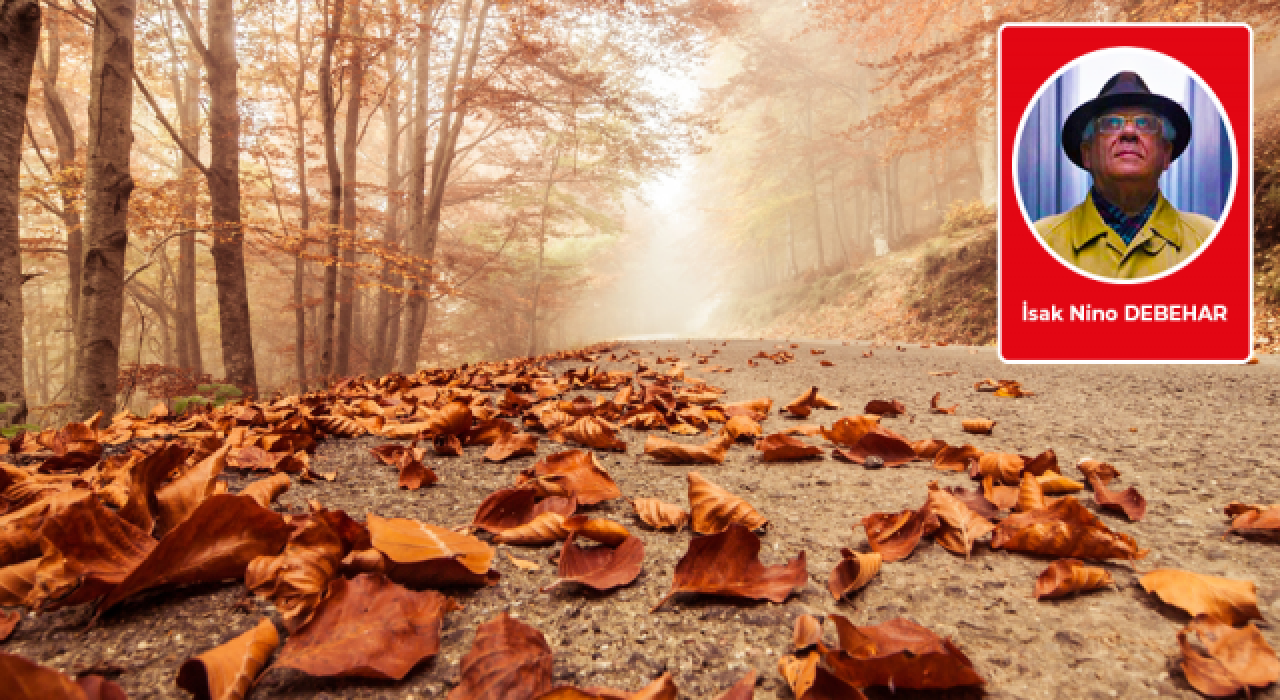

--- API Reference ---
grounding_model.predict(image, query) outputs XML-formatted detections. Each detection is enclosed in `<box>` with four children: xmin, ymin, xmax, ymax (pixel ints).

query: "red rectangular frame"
<box><xmin>998</xmin><ymin>23</ymin><xmax>1253</xmax><ymax>363</ymax></box>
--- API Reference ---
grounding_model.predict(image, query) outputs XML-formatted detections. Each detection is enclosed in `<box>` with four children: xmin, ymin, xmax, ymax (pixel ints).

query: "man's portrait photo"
<box><xmin>1015</xmin><ymin>48</ymin><xmax>1234</xmax><ymax>281</ymax></box>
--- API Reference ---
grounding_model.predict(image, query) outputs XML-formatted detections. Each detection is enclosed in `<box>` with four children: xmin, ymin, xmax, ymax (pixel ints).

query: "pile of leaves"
<box><xmin>1</xmin><ymin>340</ymin><xmax>1277</xmax><ymax>699</ymax></box>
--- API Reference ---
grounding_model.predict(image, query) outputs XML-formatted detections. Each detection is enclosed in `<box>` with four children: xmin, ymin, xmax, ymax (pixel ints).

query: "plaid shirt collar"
<box><xmin>1090</xmin><ymin>187</ymin><xmax>1159</xmax><ymax>246</ymax></box>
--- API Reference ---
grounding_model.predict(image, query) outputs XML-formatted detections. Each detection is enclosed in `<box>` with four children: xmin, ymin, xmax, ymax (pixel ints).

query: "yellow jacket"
<box><xmin>1033</xmin><ymin>191</ymin><xmax>1215</xmax><ymax>279</ymax></box>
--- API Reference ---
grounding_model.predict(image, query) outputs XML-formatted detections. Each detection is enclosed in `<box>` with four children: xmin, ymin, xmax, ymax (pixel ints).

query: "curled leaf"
<box><xmin>794</xmin><ymin>614</ymin><xmax>823</xmax><ymax>649</ymax></box>
<box><xmin>471</xmin><ymin>488</ymin><xmax>576</xmax><ymax>534</ymax></box>
<box><xmin>823</xmin><ymin>615</ymin><xmax>985</xmax><ymax>690</ymax></box>
<box><xmin>493</xmin><ymin>512</ymin><xmax>569</xmax><ymax>546</ymax></box>
<box><xmin>932</xmin><ymin>444</ymin><xmax>982</xmax><ymax>472</ymax></box>
<box><xmin>553</xmin><ymin>416</ymin><xmax>627</xmax><ymax>452</ymax></box>
<box><xmin>484</xmin><ymin>433</ymin><xmax>539</xmax><ymax>462</ymax></box>
<box><xmin>447</xmin><ymin>612</ymin><xmax>553</xmax><ymax>700</ymax></box>
<box><xmin>524</xmin><ymin>451</ymin><xmax>622</xmax><ymax>505</ymax></box>
<box><xmin>543</xmin><ymin>533</ymin><xmax>644</xmax><ymax>593</ymax></box>
<box><xmin>863</xmin><ymin>399</ymin><xmax>905</xmax><ymax>416</ymax></box>
<box><xmin>756</xmin><ymin>434</ymin><xmax>823</xmax><ymax>462</ymax></box>
<box><xmin>820</xmin><ymin>415</ymin><xmax>880</xmax><ymax>447</ymax></box>
<box><xmin>1077</xmin><ymin>458</ymin><xmax>1120</xmax><ymax>486</ymax></box>
<box><xmin>778</xmin><ymin>652</ymin><xmax>820</xmax><ymax>699</ymax></box>
<box><xmin>1036</xmin><ymin>473</ymin><xmax>1083</xmax><ymax>494</ymax></box>
<box><xmin>832</xmin><ymin>427</ymin><xmax>917</xmax><ymax>467</ymax></box>
<box><xmin>240</xmin><ymin>473</ymin><xmax>291</xmax><ymax>508</ymax></box>
<box><xmin>723</xmin><ymin>415</ymin><xmax>762</xmax><ymax>442</ymax></box>
<box><xmin>977</xmin><ymin>452</ymin><xmax>1024</xmax><ymax>484</ymax></box>
<box><xmin>563</xmin><ymin>516</ymin><xmax>629</xmax><ymax>547</ymax></box>
<box><xmin>1016</xmin><ymin>472</ymin><xmax>1048</xmax><ymax>513</ymax></box>
<box><xmin>1033</xmin><ymin>559</ymin><xmax>1114</xmax><ymax>599</ymax></box>
<box><xmin>926</xmin><ymin>482</ymin><xmax>995</xmax><ymax>559</ymax></box>
<box><xmin>828</xmin><ymin>548</ymin><xmax>881</xmax><ymax>601</ymax></box>
<box><xmin>176</xmin><ymin>617</ymin><xmax>280</xmax><ymax>700</ymax></box>
<box><xmin>688</xmin><ymin>471</ymin><xmax>768</xmax><ymax>535</ymax></box>
<box><xmin>368</xmin><ymin>514</ymin><xmax>499</xmax><ymax>588</ymax></box>
<box><xmin>1088</xmin><ymin>474</ymin><xmax>1147</xmax><ymax>522</ymax></box>
<box><xmin>1225</xmin><ymin>503</ymin><xmax>1280</xmax><ymax>538</ymax></box>
<box><xmin>643</xmin><ymin>432</ymin><xmax>732</xmax><ymax>465</ymax></box>
<box><xmin>929</xmin><ymin>393</ymin><xmax>957</xmax><ymax>414</ymax></box>
<box><xmin>630</xmin><ymin>498</ymin><xmax>688</xmax><ymax>531</ymax></box>
<box><xmin>0</xmin><ymin>651</ymin><xmax>100</xmax><ymax>699</ymax></box>
<box><xmin>1178</xmin><ymin>614</ymin><xmax>1280</xmax><ymax>698</ymax></box>
<box><xmin>961</xmin><ymin>419</ymin><xmax>995</xmax><ymax>435</ymax></box>
<box><xmin>784</xmin><ymin>387</ymin><xmax>838</xmax><ymax>417</ymax></box>
<box><xmin>991</xmin><ymin>497</ymin><xmax>1148</xmax><ymax>561</ymax></box>
<box><xmin>861</xmin><ymin>506</ymin><xmax>937</xmax><ymax>563</ymax></box>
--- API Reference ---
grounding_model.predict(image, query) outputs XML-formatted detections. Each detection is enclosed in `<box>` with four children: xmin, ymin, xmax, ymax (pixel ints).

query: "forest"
<box><xmin>5</xmin><ymin>0</ymin><xmax>1280</xmax><ymax>428</ymax></box>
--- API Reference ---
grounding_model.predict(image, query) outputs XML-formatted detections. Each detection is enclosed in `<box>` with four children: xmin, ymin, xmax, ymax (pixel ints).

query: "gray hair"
<box><xmin>1081</xmin><ymin>114</ymin><xmax>1176</xmax><ymax>148</ymax></box>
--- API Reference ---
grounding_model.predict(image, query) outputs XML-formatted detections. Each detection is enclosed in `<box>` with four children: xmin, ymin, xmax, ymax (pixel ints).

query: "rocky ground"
<box><xmin>5</xmin><ymin>339</ymin><xmax>1280</xmax><ymax>699</ymax></box>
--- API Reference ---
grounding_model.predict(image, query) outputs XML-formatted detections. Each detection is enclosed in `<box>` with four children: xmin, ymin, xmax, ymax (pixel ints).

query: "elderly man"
<box><xmin>1035</xmin><ymin>71</ymin><xmax>1215</xmax><ymax>279</ymax></box>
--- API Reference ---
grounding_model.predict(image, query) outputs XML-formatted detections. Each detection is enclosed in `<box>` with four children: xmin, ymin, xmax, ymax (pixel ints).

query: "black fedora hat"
<box><xmin>1061</xmin><ymin>70</ymin><xmax>1192</xmax><ymax>170</ymax></box>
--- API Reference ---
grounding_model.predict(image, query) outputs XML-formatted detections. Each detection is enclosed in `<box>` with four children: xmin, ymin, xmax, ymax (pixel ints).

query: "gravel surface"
<box><xmin>5</xmin><ymin>339</ymin><xmax>1280</xmax><ymax>699</ymax></box>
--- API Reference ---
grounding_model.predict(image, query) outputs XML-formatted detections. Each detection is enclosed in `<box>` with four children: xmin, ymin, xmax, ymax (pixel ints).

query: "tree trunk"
<box><xmin>291</xmin><ymin>0</ymin><xmax>310</xmax><ymax>391</ymax></box>
<box><xmin>318</xmin><ymin>0</ymin><xmax>345</xmax><ymax>380</ymax></box>
<box><xmin>400</xmin><ymin>0</ymin><xmax>492</xmax><ymax>371</ymax></box>
<box><xmin>70</xmin><ymin>0</ymin><xmax>135</xmax><ymax>420</ymax></box>
<box><xmin>175</xmin><ymin>2</ymin><xmax>202</xmax><ymax>374</ymax></box>
<box><xmin>39</xmin><ymin>19</ymin><xmax>84</xmax><ymax>342</ymax></box>
<box><xmin>528</xmin><ymin>145</ymin><xmax>558</xmax><ymax>358</ymax></box>
<box><xmin>371</xmin><ymin>37</ymin><xmax>401</xmax><ymax>376</ymax></box>
<box><xmin>335</xmin><ymin>0</ymin><xmax>364</xmax><ymax>378</ymax></box>
<box><xmin>0</xmin><ymin>0</ymin><xmax>36</xmax><ymax>425</ymax></box>
<box><xmin>205</xmin><ymin>0</ymin><xmax>256</xmax><ymax>395</ymax></box>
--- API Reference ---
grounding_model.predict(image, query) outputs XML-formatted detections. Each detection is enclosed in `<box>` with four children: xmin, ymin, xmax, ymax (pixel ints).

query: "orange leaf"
<box><xmin>652</xmin><ymin>523</ymin><xmax>805</xmax><ymax>611</ymax></box>
<box><xmin>1088</xmin><ymin>474</ymin><xmax>1146</xmax><ymax>521</ymax></box>
<box><xmin>820</xmin><ymin>415</ymin><xmax>880</xmax><ymax>447</ymax></box>
<box><xmin>241</xmin><ymin>473</ymin><xmax>291</xmax><ymax>508</ymax></box>
<box><xmin>448</xmin><ymin>612</ymin><xmax>553</xmax><ymax>700</ymax></box>
<box><xmin>794</xmin><ymin>614</ymin><xmax>824</xmax><ymax>649</ymax></box>
<box><xmin>823</xmin><ymin>616</ymin><xmax>985</xmax><ymax>690</ymax></box>
<box><xmin>471</xmin><ymin>488</ymin><xmax>576</xmax><ymax>534</ymax></box>
<box><xmin>929</xmin><ymin>392</ymin><xmax>957</xmax><ymax>414</ymax></box>
<box><xmin>828</xmin><ymin>548</ymin><xmax>881</xmax><ymax>601</ymax></box>
<box><xmin>543</xmin><ymin>533</ymin><xmax>644</xmax><ymax>593</ymax></box>
<box><xmin>493</xmin><ymin>512</ymin><xmax>569</xmax><ymax>546</ymax></box>
<box><xmin>271</xmin><ymin>573</ymin><xmax>456</xmax><ymax>679</ymax></box>
<box><xmin>563</xmin><ymin>516</ymin><xmax>629</xmax><ymax>547</ymax></box>
<box><xmin>863</xmin><ymin>399</ymin><xmax>906</xmax><ymax>416</ymax></box>
<box><xmin>643</xmin><ymin>432</ymin><xmax>732</xmax><ymax>464</ymax></box>
<box><xmin>26</xmin><ymin>495</ymin><xmax>156</xmax><ymax>610</ymax></box>
<box><xmin>832</xmin><ymin>426</ymin><xmax>917</xmax><ymax>467</ymax></box>
<box><xmin>992</xmin><ymin>497</ymin><xmax>1147</xmax><ymax>561</ymax></box>
<box><xmin>1033</xmin><ymin>559</ymin><xmax>1114</xmax><ymax>599</ymax></box>
<box><xmin>961</xmin><ymin>419</ymin><xmax>995</xmax><ymax>435</ymax></box>
<box><xmin>630</xmin><ymin>498</ymin><xmax>688</xmax><ymax>531</ymax></box>
<box><xmin>926</xmin><ymin>482</ymin><xmax>995</xmax><ymax>559</ymax></box>
<box><xmin>756</xmin><ymin>434</ymin><xmax>823</xmax><ymax>462</ymax></box>
<box><xmin>524</xmin><ymin>451</ymin><xmax>622</xmax><ymax>505</ymax></box>
<box><xmin>861</xmin><ymin>505</ymin><xmax>937</xmax><ymax>563</ymax></box>
<box><xmin>484</xmin><ymin>433</ymin><xmax>539</xmax><ymax>462</ymax></box>
<box><xmin>688</xmin><ymin>471</ymin><xmax>768</xmax><ymax>535</ymax></box>
<box><xmin>723</xmin><ymin>415</ymin><xmax>762</xmax><ymax>441</ymax></box>
<box><xmin>1178</xmin><ymin>614</ymin><xmax>1280</xmax><ymax>697</ymax></box>
<box><xmin>932</xmin><ymin>444</ymin><xmax>982</xmax><ymax>472</ymax></box>
<box><xmin>1139</xmin><ymin>569</ymin><xmax>1261</xmax><ymax>625</ymax></box>
<box><xmin>177</xmin><ymin>617</ymin><xmax>279</xmax><ymax>699</ymax></box>
<box><xmin>552</xmin><ymin>416</ymin><xmax>627</xmax><ymax>452</ymax></box>
<box><xmin>0</xmin><ymin>651</ymin><xmax>114</xmax><ymax>699</ymax></box>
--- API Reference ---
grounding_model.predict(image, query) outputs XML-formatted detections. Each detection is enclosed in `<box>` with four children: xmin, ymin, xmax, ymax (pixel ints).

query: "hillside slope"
<box><xmin>710</xmin><ymin>224</ymin><xmax>998</xmax><ymax>345</ymax></box>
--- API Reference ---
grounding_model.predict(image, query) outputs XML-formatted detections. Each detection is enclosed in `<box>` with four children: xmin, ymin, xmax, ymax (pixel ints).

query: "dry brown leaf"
<box><xmin>241</xmin><ymin>473</ymin><xmax>291</xmax><ymax>508</ymax></box>
<box><xmin>932</xmin><ymin>444</ymin><xmax>983</xmax><ymax>472</ymax></box>
<box><xmin>992</xmin><ymin>497</ymin><xmax>1148</xmax><ymax>561</ymax></box>
<box><xmin>25</xmin><ymin>495</ymin><xmax>156</xmax><ymax>609</ymax></box>
<box><xmin>1036</xmin><ymin>473</ymin><xmax>1084</xmax><ymax>494</ymax></box>
<box><xmin>153</xmin><ymin>444</ymin><xmax>230</xmax><ymax>537</ymax></box>
<box><xmin>1225</xmin><ymin>503</ymin><xmax>1280</xmax><ymax>538</ymax></box>
<box><xmin>543</xmin><ymin>533</ymin><xmax>644</xmax><ymax>593</ymax></box>
<box><xmin>976</xmin><ymin>452</ymin><xmax>1025</xmax><ymax>485</ymax></box>
<box><xmin>1033</xmin><ymin>559</ymin><xmax>1114</xmax><ymax>599</ymax></box>
<box><xmin>1076</xmin><ymin>458</ymin><xmax>1120</xmax><ymax>486</ymax></box>
<box><xmin>271</xmin><ymin>573</ymin><xmax>456</xmax><ymax>679</ymax></box>
<box><xmin>784</xmin><ymin>387</ymin><xmax>839</xmax><ymax>417</ymax></box>
<box><xmin>643</xmin><ymin>432</ymin><xmax>732</xmax><ymax>465</ymax></box>
<box><xmin>926</xmin><ymin>482</ymin><xmax>995</xmax><ymax>559</ymax></box>
<box><xmin>828</xmin><ymin>548</ymin><xmax>881</xmax><ymax>602</ymax></box>
<box><xmin>1088</xmin><ymin>474</ymin><xmax>1147</xmax><ymax>522</ymax></box>
<box><xmin>652</xmin><ymin>523</ymin><xmax>806</xmax><ymax>611</ymax></box>
<box><xmin>982</xmin><ymin>475</ymin><xmax>1018</xmax><ymax>511</ymax></box>
<box><xmin>863</xmin><ymin>399</ymin><xmax>906</xmax><ymax>416</ymax></box>
<box><xmin>794</xmin><ymin>614</ymin><xmax>824</xmax><ymax>649</ymax></box>
<box><xmin>524</xmin><ymin>451</ymin><xmax>622</xmax><ymax>505</ymax></box>
<box><xmin>0</xmin><ymin>609</ymin><xmax>17</xmax><ymax>641</ymax></box>
<box><xmin>493</xmin><ymin>512</ymin><xmax>569</xmax><ymax>546</ymax></box>
<box><xmin>368</xmin><ymin>513</ymin><xmax>496</xmax><ymax>587</ymax></box>
<box><xmin>962</xmin><ymin>419</ymin><xmax>995</xmax><ymax>435</ymax></box>
<box><xmin>910</xmin><ymin>439</ymin><xmax>946</xmax><ymax>459</ymax></box>
<box><xmin>397</xmin><ymin>450</ymin><xmax>438</xmax><ymax>491</ymax></box>
<box><xmin>471</xmin><ymin>488</ymin><xmax>576</xmax><ymax>534</ymax></box>
<box><xmin>563</xmin><ymin>516</ymin><xmax>629</xmax><ymax>547</ymax></box>
<box><xmin>484</xmin><ymin>433</ymin><xmax>539</xmax><ymax>462</ymax></box>
<box><xmin>756</xmin><ymin>434</ymin><xmax>823</xmax><ymax>462</ymax></box>
<box><xmin>861</xmin><ymin>506</ymin><xmax>938</xmax><ymax>563</ymax></box>
<box><xmin>778</xmin><ymin>652</ymin><xmax>820</xmax><ymax>699</ymax></box>
<box><xmin>831</xmin><ymin>426</ymin><xmax>917</xmax><ymax>467</ymax></box>
<box><xmin>820</xmin><ymin>415</ymin><xmax>880</xmax><ymax>447</ymax></box>
<box><xmin>176</xmin><ymin>617</ymin><xmax>278</xmax><ymax>699</ymax></box>
<box><xmin>630</xmin><ymin>498</ymin><xmax>688</xmax><ymax>531</ymax></box>
<box><xmin>929</xmin><ymin>392</ymin><xmax>957</xmax><ymax>414</ymax></box>
<box><xmin>688</xmin><ymin>471</ymin><xmax>768</xmax><ymax>535</ymax></box>
<box><xmin>508</xmin><ymin>551</ymin><xmax>541</xmax><ymax>571</ymax></box>
<box><xmin>245</xmin><ymin>512</ymin><xmax>345</xmax><ymax>631</ymax></box>
<box><xmin>823</xmin><ymin>615</ymin><xmax>985</xmax><ymax>690</ymax></box>
<box><xmin>433</xmin><ymin>433</ymin><xmax>462</xmax><ymax>457</ymax></box>
<box><xmin>1178</xmin><ymin>614</ymin><xmax>1280</xmax><ymax>697</ymax></box>
<box><xmin>0</xmin><ymin>558</ymin><xmax>38</xmax><ymax>606</ymax></box>
<box><xmin>1016</xmin><ymin>472</ymin><xmax>1048</xmax><ymax>513</ymax></box>
<box><xmin>101</xmin><ymin>494</ymin><xmax>292</xmax><ymax>612</ymax></box>
<box><xmin>723</xmin><ymin>415</ymin><xmax>762</xmax><ymax>442</ymax></box>
<box><xmin>447</xmin><ymin>612</ymin><xmax>554</xmax><ymax>700</ymax></box>
<box><xmin>1139</xmin><ymin>569</ymin><xmax>1261</xmax><ymax>625</ymax></box>
<box><xmin>0</xmin><ymin>651</ymin><xmax>106</xmax><ymax>699</ymax></box>
<box><xmin>553</xmin><ymin>416</ymin><xmax>627</xmax><ymax>452</ymax></box>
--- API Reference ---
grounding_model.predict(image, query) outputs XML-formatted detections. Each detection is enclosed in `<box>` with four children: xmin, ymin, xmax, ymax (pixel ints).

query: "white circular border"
<box><xmin>1012</xmin><ymin>46</ymin><xmax>1238</xmax><ymax>285</ymax></box>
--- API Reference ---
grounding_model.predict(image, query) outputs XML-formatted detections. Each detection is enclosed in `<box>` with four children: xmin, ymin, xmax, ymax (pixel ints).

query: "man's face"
<box><xmin>1080</xmin><ymin>107</ymin><xmax>1173</xmax><ymax>185</ymax></box>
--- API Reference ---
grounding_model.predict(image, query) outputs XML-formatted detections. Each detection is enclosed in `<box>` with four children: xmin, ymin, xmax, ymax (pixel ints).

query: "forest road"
<box><xmin>7</xmin><ymin>339</ymin><xmax>1280</xmax><ymax>699</ymax></box>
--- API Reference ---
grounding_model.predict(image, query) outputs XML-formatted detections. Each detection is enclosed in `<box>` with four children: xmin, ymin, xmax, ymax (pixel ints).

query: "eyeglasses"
<box><xmin>1095</xmin><ymin>114</ymin><xmax>1162</xmax><ymax>134</ymax></box>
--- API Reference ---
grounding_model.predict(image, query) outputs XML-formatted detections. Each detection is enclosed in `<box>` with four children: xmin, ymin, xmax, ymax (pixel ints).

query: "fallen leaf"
<box><xmin>1033</xmin><ymin>559</ymin><xmax>1114</xmax><ymax>599</ymax></box>
<box><xmin>110</xmin><ymin>443</ymin><xmax>190</xmax><ymax>534</ymax></box>
<box><xmin>982</xmin><ymin>475</ymin><xmax>1019</xmax><ymax>511</ymax></box>
<box><xmin>176</xmin><ymin>617</ymin><xmax>279</xmax><ymax>699</ymax></box>
<box><xmin>756</xmin><ymin>434</ymin><xmax>823</xmax><ymax>462</ymax></box>
<box><xmin>653</xmin><ymin>523</ymin><xmax>805</xmax><ymax>610</ymax></box>
<box><xmin>524</xmin><ymin>451</ymin><xmax>622</xmax><ymax>505</ymax></box>
<box><xmin>563</xmin><ymin>516</ymin><xmax>630</xmax><ymax>547</ymax></box>
<box><xmin>1021</xmin><ymin>449</ymin><xmax>1061</xmax><ymax>476</ymax></box>
<box><xmin>272</xmin><ymin>573</ymin><xmax>456</xmax><ymax>679</ymax></box>
<box><xmin>26</xmin><ymin>495</ymin><xmax>157</xmax><ymax>609</ymax></box>
<box><xmin>976</xmin><ymin>452</ymin><xmax>1024</xmax><ymax>485</ymax></box>
<box><xmin>928</xmin><ymin>370</ymin><xmax>958</xmax><ymax>376</ymax></box>
<box><xmin>863</xmin><ymin>399</ymin><xmax>906</xmax><ymax>417</ymax></box>
<box><xmin>0</xmin><ymin>559</ymin><xmax>38</xmax><ymax>606</ymax></box>
<box><xmin>784</xmin><ymin>387</ymin><xmax>839</xmax><ymax>417</ymax></box>
<box><xmin>929</xmin><ymin>393</ymin><xmax>957</xmax><ymax>414</ymax></box>
<box><xmin>241</xmin><ymin>473</ymin><xmax>291</xmax><ymax>508</ymax></box>
<box><xmin>860</xmin><ymin>505</ymin><xmax>938</xmax><ymax>563</ymax></box>
<box><xmin>1178</xmin><ymin>614</ymin><xmax>1280</xmax><ymax>697</ymax></box>
<box><xmin>910</xmin><ymin>439</ymin><xmax>946</xmax><ymax>459</ymax></box>
<box><xmin>1076</xmin><ymin>458</ymin><xmax>1120</xmax><ymax>486</ymax></box>
<box><xmin>484</xmin><ymin>433</ymin><xmax>539</xmax><ymax>462</ymax></box>
<box><xmin>932</xmin><ymin>444</ymin><xmax>982</xmax><ymax>472</ymax></box>
<box><xmin>493</xmin><ymin>513</ymin><xmax>569</xmax><ymax>546</ymax></box>
<box><xmin>778</xmin><ymin>653</ymin><xmax>820</xmax><ymax>699</ymax></box>
<box><xmin>1016</xmin><ymin>472</ymin><xmax>1048</xmax><ymax>513</ymax></box>
<box><xmin>508</xmin><ymin>551</ymin><xmax>541</xmax><ymax>571</ymax></box>
<box><xmin>101</xmin><ymin>494</ymin><xmax>292</xmax><ymax>612</ymax></box>
<box><xmin>553</xmin><ymin>416</ymin><xmax>627</xmax><ymax>452</ymax></box>
<box><xmin>823</xmin><ymin>615</ymin><xmax>985</xmax><ymax>690</ymax></box>
<box><xmin>245</xmin><ymin>512</ymin><xmax>346</xmax><ymax>630</ymax></box>
<box><xmin>962</xmin><ymin>419</ymin><xmax>995</xmax><ymax>435</ymax></box>
<box><xmin>723</xmin><ymin>415</ymin><xmax>762</xmax><ymax>442</ymax></box>
<box><xmin>712</xmin><ymin>669</ymin><xmax>758</xmax><ymax>700</ymax></box>
<box><xmin>926</xmin><ymin>482</ymin><xmax>995</xmax><ymax>559</ymax></box>
<box><xmin>447</xmin><ymin>612</ymin><xmax>553</xmax><ymax>700</ymax></box>
<box><xmin>828</xmin><ymin>548</ymin><xmax>881</xmax><ymax>602</ymax></box>
<box><xmin>630</xmin><ymin>498</ymin><xmax>688</xmax><ymax>531</ymax></box>
<box><xmin>397</xmin><ymin>451</ymin><xmax>438</xmax><ymax>490</ymax></box>
<box><xmin>1139</xmin><ymin>569</ymin><xmax>1261</xmax><ymax>625</ymax></box>
<box><xmin>543</xmin><ymin>533</ymin><xmax>644</xmax><ymax>593</ymax></box>
<box><xmin>832</xmin><ymin>427</ymin><xmax>917</xmax><ymax>467</ymax></box>
<box><xmin>471</xmin><ymin>488</ymin><xmax>576</xmax><ymax>534</ymax></box>
<box><xmin>941</xmin><ymin>485</ymin><xmax>1000</xmax><ymax>519</ymax></box>
<box><xmin>643</xmin><ymin>432</ymin><xmax>733</xmax><ymax>465</ymax></box>
<box><xmin>1036</xmin><ymin>473</ymin><xmax>1083</xmax><ymax>494</ymax></box>
<box><xmin>153</xmin><ymin>444</ymin><xmax>230</xmax><ymax>537</ymax></box>
<box><xmin>433</xmin><ymin>433</ymin><xmax>462</xmax><ymax>457</ymax></box>
<box><xmin>0</xmin><ymin>651</ymin><xmax>97</xmax><ymax>699</ymax></box>
<box><xmin>688</xmin><ymin>471</ymin><xmax>768</xmax><ymax>535</ymax></box>
<box><xmin>794</xmin><ymin>614</ymin><xmax>823</xmax><ymax>649</ymax></box>
<box><xmin>0</xmin><ymin>609</ymin><xmax>17</xmax><ymax>641</ymax></box>
<box><xmin>368</xmin><ymin>513</ymin><xmax>498</xmax><ymax>588</ymax></box>
<box><xmin>820</xmin><ymin>415</ymin><xmax>880</xmax><ymax>447</ymax></box>
<box><xmin>1087</xmin><ymin>474</ymin><xmax>1147</xmax><ymax>522</ymax></box>
<box><xmin>1225</xmin><ymin>503</ymin><xmax>1280</xmax><ymax>538</ymax></box>
<box><xmin>991</xmin><ymin>497</ymin><xmax>1148</xmax><ymax>561</ymax></box>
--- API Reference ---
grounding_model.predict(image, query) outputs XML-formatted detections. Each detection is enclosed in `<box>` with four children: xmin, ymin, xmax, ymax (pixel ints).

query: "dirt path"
<box><xmin>6</xmin><ymin>340</ymin><xmax>1280</xmax><ymax>699</ymax></box>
